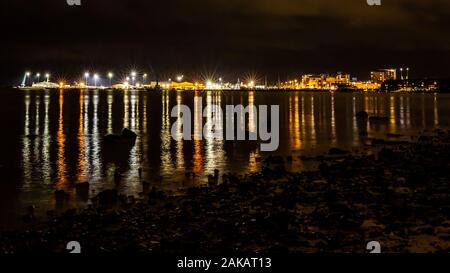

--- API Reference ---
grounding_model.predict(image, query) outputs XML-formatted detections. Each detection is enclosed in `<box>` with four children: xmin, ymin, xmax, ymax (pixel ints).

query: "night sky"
<box><xmin>1</xmin><ymin>0</ymin><xmax>450</xmax><ymax>85</ymax></box>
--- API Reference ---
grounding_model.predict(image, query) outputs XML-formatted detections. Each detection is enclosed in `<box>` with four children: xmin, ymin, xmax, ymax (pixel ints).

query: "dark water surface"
<box><xmin>0</xmin><ymin>88</ymin><xmax>449</xmax><ymax>228</ymax></box>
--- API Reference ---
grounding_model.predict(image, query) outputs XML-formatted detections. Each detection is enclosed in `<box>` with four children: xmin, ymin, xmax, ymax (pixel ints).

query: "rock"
<box><xmin>387</xmin><ymin>133</ymin><xmax>403</xmax><ymax>138</ymax></box>
<box><xmin>27</xmin><ymin>205</ymin><xmax>36</xmax><ymax>215</ymax></box>
<box><xmin>142</xmin><ymin>181</ymin><xmax>150</xmax><ymax>193</ymax></box>
<box><xmin>361</xmin><ymin>219</ymin><xmax>385</xmax><ymax>230</ymax></box>
<box><xmin>103</xmin><ymin>134</ymin><xmax>121</xmax><ymax>144</ymax></box>
<box><xmin>148</xmin><ymin>188</ymin><xmax>166</xmax><ymax>200</ymax></box>
<box><xmin>379</xmin><ymin>148</ymin><xmax>395</xmax><ymax>159</ymax></box>
<box><xmin>103</xmin><ymin>128</ymin><xmax>137</xmax><ymax>146</ymax></box>
<box><xmin>369</xmin><ymin>116</ymin><xmax>389</xmax><ymax>122</ymax></box>
<box><xmin>97</xmin><ymin>189</ymin><xmax>118</xmax><ymax>206</ymax></box>
<box><xmin>121</xmin><ymin>128</ymin><xmax>137</xmax><ymax>139</ymax></box>
<box><xmin>391</xmin><ymin>187</ymin><xmax>412</xmax><ymax>195</ymax></box>
<box><xmin>55</xmin><ymin>190</ymin><xmax>68</xmax><ymax>203</ymax></box>
<box><xmin>356</xmin><ymin>111</ymin><xmax>369</xmax><ymax>118</ymax></box>
<box><xmin>75</xmin><ymin>182</ymin><xmax>90</xmax><ymax>200</ymax></box>
<box><xmin>329</xmin><ymin>148</ymin><xmax>349</xmax><ymax>155</ymax></box>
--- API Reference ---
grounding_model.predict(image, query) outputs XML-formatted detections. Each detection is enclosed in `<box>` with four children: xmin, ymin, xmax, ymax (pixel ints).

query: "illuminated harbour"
<box><xmin>16</xmin><ymin>67</ymin><xmax>450</xmax><ymax>92</ymax></box>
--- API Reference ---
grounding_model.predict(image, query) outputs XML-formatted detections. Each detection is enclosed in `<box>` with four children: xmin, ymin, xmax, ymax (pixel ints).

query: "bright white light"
<box><xmin>84</xmin><ymin>72</ymin><xmax>90</xmax><ymax>78</ymax></box>
<box><xmin>177</xmin><ymin>75</ymin><xmax>184</xmax><ymax>82</ymax></box>
<box><xmin>36</xmin><ymin>73</ymin><xmax>40</xmax><ymax>77</ymax></box>
<box><xmin>206</xmin><ymin>80</ymin><xmax>221</xmax><ymax>90</ymax></box>
<box><xmin>126</xmin><ymin>76</ymin><xmax>130</xmax><ymax>81</ymax></box>
<box><xmin>131</xmin><ymin>71</ymin><xmax>137</xmax><ymax>77</ymax></box>
<box><xmin>108</xmin><ymin>72</ymin><xmax>113</xmax><ymax>78</ymax></box>
<box><xmin>26</xmin><ymin>72</ymin><xmax>31</xmax><ymax>77</ymax></box>
<box><xmin>94</xmin><ymin>74</ymin><xmax>99</xmax><ymax>79</ymax></box>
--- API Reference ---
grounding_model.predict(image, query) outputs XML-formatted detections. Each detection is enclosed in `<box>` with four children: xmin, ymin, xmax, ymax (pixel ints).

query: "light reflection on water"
<box><xmin>0</xmin><ymin>89</ymin><xmax>449</xmax><ymax>227</ymax></box>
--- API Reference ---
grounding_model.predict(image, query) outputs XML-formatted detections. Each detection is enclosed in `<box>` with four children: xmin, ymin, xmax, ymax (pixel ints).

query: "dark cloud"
<box><xmin>1</xmin><ymin>0</ymin><xmax>450</xmax><ymax>84</ymax></box>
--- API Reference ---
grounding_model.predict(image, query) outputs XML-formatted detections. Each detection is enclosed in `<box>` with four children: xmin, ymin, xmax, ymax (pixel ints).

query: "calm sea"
<box><xmin>0</xmin><ymin>88</ymin><xmax>449</xmax><ymax>228</ymax></box>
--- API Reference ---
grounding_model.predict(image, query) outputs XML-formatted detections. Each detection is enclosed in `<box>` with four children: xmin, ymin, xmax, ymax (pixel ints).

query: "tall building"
<box><xmin>370</xmin><ymin>69</ymin><xmax>397</xmax><ymax>83</ymax></box>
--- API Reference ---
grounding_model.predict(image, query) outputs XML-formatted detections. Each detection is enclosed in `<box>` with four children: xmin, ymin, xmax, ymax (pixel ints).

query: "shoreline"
<box><xmin>1</xmin><ymin>129</ymin><xmax>450</xmax><ymax>253</ymax></box>
<box><xmin>8</xmin><ymin>86</ymin><xmax>450</xmax><ymax>93</ymax></box>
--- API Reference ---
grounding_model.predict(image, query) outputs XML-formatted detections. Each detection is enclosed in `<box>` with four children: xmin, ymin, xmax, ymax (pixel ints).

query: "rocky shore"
<box><xmin>1</xmin><ymin>129</ymin><xmax>450</xmax><ymax>253</ymax></box>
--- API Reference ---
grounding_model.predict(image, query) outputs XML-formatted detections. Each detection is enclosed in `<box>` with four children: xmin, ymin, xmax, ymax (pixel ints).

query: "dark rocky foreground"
<box><xmin>1</xmin><ymin>130</ymin><xmax>450</xmax><ymax>254</ymax></box>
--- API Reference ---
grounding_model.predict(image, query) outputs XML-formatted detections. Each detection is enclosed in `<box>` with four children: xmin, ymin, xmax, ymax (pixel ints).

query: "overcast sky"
<box><xmin>1</xmin><ymin>0</ymin><xmax>450</xmax><ymax>84</ymax></box>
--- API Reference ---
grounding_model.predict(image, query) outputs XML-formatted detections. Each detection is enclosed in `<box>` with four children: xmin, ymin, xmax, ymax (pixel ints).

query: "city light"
<box><xmin>84</xmin><ymin>72</ymin><xmax>89</xmax><ymax>85</ymax></box>
<box><xmin>94</xmin><ymin>74</ymin><xmax>99</xmax><ymax>87</ymax></box>
<box><xmin>14</xmin><ymin>67</ymin><xmax>420</xmax><ymax>91</ymax></box>
<box><xmin>143</xmin><ymin>73</ymin><xmax>147</xmax><ymax>84</ymax></box>
<box><xmin>108</xmin><ymin>72</ymin><xmax>114</xmax><ymax>86</ymax></box>
<box><xmin>21</xmin><ymin>71</ymin><xmax>31</xmax><ymax>87</ymax></box>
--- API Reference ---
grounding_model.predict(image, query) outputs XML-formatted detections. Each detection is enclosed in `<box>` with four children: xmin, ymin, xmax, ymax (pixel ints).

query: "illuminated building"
<box><xmin>31</xmin><ymin>82</ymin><xmax>60</xmax><ymax>89</ymax></box>
<box><xmin>370</xmin><ymin>69</ymin><xmax>397</xmax><ymax>83</ymax></box>
<box><xmin>301</xmin><ymin>74</ymin><xmax>325</xmax><ymax>89</ymax></box>
<box><xmin>171</xmin><ymin>81</ymin><xmax>196</xmax><ymax>90</ymax></box>
<box><xmin>352</xmin><ymin>81</ymin><xmax>380</xmax><ymax>90</ymax></box>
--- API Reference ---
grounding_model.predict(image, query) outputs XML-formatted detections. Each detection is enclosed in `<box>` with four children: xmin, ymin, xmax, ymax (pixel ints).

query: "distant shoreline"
<box><xmin>6</xmin><ymin>86</ymin><xmax>450</xmax><ymax>93</ymax></box>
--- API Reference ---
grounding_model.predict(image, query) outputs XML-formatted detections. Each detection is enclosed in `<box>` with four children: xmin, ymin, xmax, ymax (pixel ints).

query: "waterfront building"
<box><xmin>370</xmin><ymin>69</ymin><xmax>397</xmax><ymax>83</ymax></box>
<box><xmin>31</xmin><ymin>82</ymin><xmax>60</xmax><ymax>89</ymax></box>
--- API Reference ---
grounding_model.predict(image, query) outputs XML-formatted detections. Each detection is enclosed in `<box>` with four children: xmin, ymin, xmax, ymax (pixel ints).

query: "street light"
<box><xmin>45</xmin><ymin>73</ymin><xmax>50</xmax><ymax>82</ymax></box>
<box><xmin>94</xmin><ymin>74</ymin><xmax>99</xmax><ymax>87</ymax></box>
<box><xmin>131</xmin><ymin>71</ymin><xmax>137</xmax><ymax>84</ymax></box>
<box><xmin>177</xmin><ymin>75</ymin><xmax>184</xmax><ymax>82</ymax></box>
<box><xmin>36</xmin><ymin>73</ymin><xmax>41</xmax><ymax>83</ymax></box>
<box><xmin>84</xmin><ymin>72</ymin><xmax>90</xmax><ymax>86</ymax></box>
<box><xmin>108</xmin><ymin>72</ymin><xmax>113</xmax><ymax>87</ymax></box>
<box><xmin>143</xmin><ymin>73</ymin><xmax>147</xmax><ymax>84</ymax></box>
<box><xmin>22</xmin><ymin>71</ymin><xmax>31</xmax><ymax>87</ymax></box>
